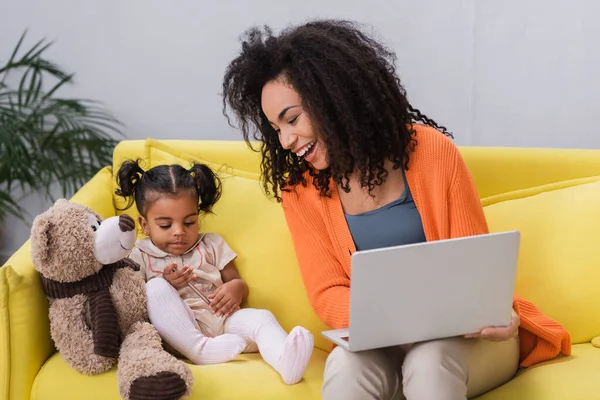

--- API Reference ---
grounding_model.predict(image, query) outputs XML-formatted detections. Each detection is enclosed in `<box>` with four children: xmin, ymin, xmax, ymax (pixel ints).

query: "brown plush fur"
<box><xmin>49</xmin><ymin>294</ymin><xmax>116</xmax><ymax>374</ymax></box>
<box><xmin>110</xmin><ymin>268</ymin><xmax>150</xmax><ymax>335</ymax></box>
<box><xmin>31</xmin><ymin>199</ymin><xmax>193</xmax><ymax>400</ymax></box>
<box><xmin>31</xmin><ymin>199</ymin><xmax>103</xmax><ymax>282</ymax></box>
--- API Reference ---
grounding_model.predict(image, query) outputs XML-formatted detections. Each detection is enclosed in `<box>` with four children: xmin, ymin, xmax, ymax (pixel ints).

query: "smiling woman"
<box><xmin>221</xmin><ymin>19</ymin><xmax>571</xmax><ymax>400</ymax></box>
<box><xmin>222</xmin><ymin>20</ymin><xmax>453</xmax><ymax>202</ymax></box>
<box><xmin>261</xmin><ymin>79</ymin><xmax>327</xmax><ymax>169</ymax></box>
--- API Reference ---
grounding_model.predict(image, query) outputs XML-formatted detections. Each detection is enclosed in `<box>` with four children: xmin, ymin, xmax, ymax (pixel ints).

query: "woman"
<box><xmin>221</xmin><ymin>19</ymin><xmax>571</xmax><ymax>399</ymax></box>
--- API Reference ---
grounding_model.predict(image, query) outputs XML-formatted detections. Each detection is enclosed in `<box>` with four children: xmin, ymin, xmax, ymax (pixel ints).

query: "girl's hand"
<box><xmin>208</xmin><ymin>279</ymin><xmax>246</xmax><ymax>317</ymax></box>
<box><xmin>163</xmin><ymin>263</ymin><xmax>195</xmax><ymax>290</ymax></box>
<box><xmin>464</xmin><ymin>309</ymin><xmax>520</xmax><ymax>342</ymax></box>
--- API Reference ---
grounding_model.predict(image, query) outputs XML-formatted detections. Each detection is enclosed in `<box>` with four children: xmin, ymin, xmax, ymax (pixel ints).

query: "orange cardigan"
<box><xmin>281</xmin><ymin>124</ymin><xmax>571</xmax><ymax>368</ymax></box>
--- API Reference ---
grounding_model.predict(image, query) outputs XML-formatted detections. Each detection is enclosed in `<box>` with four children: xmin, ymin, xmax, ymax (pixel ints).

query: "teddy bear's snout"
<box><xmin>118</xmin><ymin>215</ymin><xmax>135</xmax><ymax>232</ymax></box>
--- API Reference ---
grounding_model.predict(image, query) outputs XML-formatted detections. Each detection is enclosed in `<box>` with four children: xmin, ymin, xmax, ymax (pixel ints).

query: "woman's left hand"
<box><xmin>208</xmin><ymin>279</ymin><xmax>246</xmax><ymax>317</ymax></box>
<box><xmin>464</xmin><ymin>309</ymin><xmax>520</xmax><ymax>342</ymax></box>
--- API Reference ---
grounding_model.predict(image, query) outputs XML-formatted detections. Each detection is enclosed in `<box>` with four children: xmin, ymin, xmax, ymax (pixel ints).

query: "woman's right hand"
<box><xmin>464</xmin><ymin>309</ymin><xmax>520</xmax><ymax>342</ymax></box>
<box><xmin>163</xmin><ymin>263</ymin><xmax>195</xmax><ymax>289</ymax></box>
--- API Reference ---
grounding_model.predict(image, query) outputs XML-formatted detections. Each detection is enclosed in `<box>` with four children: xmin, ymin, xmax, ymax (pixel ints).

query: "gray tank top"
<box><xmin>344</xmin><ymin>169</ymin><xmax>426</xmax><ymax>251</ymax></box>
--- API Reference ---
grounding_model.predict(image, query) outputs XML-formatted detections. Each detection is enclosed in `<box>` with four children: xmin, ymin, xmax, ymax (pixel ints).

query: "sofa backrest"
<box><xmin>112</xmin><ymin>140</ymin><xmax>600</xmax><ymax>203</ymax></box>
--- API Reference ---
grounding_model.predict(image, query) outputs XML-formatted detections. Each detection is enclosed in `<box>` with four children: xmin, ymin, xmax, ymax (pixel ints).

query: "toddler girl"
<box><xmin>115</xmin><ymin>159</ymin><xmax>313</xmax><ymax>384</ymax></box>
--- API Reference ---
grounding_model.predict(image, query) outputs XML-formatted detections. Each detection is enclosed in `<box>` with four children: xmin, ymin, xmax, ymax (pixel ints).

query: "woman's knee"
<box><xmin>402</xmin><ymin>338</ymin><xmax>469</xmax><ymax>392</ymax></box>
<box><xmin>325</xmin><ymin>346</ymin><xmax>370</xmax><ymax>377</ymax></box>
<box><xmin>323</xmin><ymin>346</ymin><xmax>400</xmax><ymax>399</ymax></box>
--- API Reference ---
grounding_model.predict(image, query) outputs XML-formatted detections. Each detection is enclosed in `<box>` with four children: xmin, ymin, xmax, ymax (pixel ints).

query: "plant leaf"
<box><xmin>0</xmin><ymin>32</ymin><xmax>122</xmax><ymax>224</ymax></box>
<box><xmin>0</xmin><ymin>190</ymin><xmax>27</xmax><ymax>223</ymax></box>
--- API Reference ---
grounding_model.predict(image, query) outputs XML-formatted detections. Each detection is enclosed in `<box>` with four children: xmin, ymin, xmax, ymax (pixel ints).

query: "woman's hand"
<box><xmin>163</xmin><ymin>263</ymin><xmax>195</xmax><ymax>290</ymax></box>
<box><xmin>208</xmin><ymin>279</ymin><xmax>246</xmax><ymax>317</ymax></box>
<box><xmin>464</xmin><ymin>309</ymin><xmax>520</xmax><ymax>342</ymax></box>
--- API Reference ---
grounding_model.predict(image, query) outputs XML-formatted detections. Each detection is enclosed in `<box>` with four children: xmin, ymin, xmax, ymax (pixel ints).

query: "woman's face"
<box><xmin>261</xmin><ymin>79</ymin><xmax>329</xmax><ymax>170</ymax></box>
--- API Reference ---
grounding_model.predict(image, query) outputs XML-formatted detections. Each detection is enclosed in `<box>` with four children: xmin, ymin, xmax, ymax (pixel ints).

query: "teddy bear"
<box><xmin>30</xmin><ymin>199</ymin><xmax>194</xmax><ymax>400</ymax></box>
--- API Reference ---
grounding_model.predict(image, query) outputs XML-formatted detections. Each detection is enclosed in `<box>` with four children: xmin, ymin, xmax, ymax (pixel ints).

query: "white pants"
<box><xmin>145</xmin><ymin>277</ymin><xmax>313</xmax><ymax>384</ymax></box>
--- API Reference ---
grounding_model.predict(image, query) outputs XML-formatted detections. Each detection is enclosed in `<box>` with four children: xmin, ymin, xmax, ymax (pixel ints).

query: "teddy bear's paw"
<box><xmin>118</xmin><ymin>322</ymin><xmax>194</xmax><ymax>399</ymax></box>
<box><xmin>128</xmin><ymin>371</ymin><xmax>187</xmax><ymax>400</ymax></box>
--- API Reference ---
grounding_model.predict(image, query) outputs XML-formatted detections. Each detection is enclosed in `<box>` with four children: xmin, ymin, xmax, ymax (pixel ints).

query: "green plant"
<box><xmin>0</xmin><ymin>31</ymin><xmax>121</xmax><ymax>223</ymax></box>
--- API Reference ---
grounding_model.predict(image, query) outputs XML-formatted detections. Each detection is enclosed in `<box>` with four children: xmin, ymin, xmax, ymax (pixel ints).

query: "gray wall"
<box><xmin>1</xmin><ymin>0</ymin><xmax>599</xmax><ymax>261</ymax></box>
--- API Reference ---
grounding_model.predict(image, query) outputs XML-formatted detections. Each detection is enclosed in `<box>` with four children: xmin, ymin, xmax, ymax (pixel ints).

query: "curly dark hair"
<box><xmin>222</xmin><ymin>19</ymin><xmax>452</xmax><ymax>201</ymax></box>
<box><xmin>115</xmin><ymin>159</ymin><xmax>222</xmax><ymax>217</ymax></box>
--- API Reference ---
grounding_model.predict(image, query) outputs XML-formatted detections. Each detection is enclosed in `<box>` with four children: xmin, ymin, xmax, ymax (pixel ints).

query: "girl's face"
<box><xmin>261</xmin><ymin>78</ymin><xmax>329</xmax><ymax>170</ymax></box>
<box><xmin>138</xmin><ymin>192</ymin><xmax>199</xmax><ymax>256</ymax></box>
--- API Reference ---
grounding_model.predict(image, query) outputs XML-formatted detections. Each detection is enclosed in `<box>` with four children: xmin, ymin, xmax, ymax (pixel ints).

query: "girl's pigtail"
<box><xmin>189</xmin><ymin>163</ymin><xmax>222</xmax><ymax>213</ymax></box>
<box><xmin>115</xmin><ymin>159</ymin><xmax>145</xmax><ymax>210</ymax></box>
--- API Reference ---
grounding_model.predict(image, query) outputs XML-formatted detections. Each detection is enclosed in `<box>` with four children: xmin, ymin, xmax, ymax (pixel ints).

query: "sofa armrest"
<box><xmin>0</xmin><ymin>166</ymin><xmax>116</xmax><ymax>400</ymax></box>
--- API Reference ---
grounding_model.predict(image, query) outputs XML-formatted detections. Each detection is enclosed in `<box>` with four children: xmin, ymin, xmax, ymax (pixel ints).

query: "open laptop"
<box><xmin>322</xmin><ymin>231</ymin><xmax>520</xmax><ymax>352</ymax></box>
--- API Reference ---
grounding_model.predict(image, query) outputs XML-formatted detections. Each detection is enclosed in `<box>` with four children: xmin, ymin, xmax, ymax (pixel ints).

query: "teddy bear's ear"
<box><xmin>54</xmin><ymin>198</ymin><xmax>70</xmax><ymax>208</ymax></box>
<box><xmin>31</xmin><ymin>212</ymin><xmax>53</xmax><ymax>265</ymax></box>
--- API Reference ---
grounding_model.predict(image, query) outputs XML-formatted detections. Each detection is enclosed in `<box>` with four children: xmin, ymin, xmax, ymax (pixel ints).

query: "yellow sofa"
<box><xmin>2</xmin><ymin>138</ymin><xmax>600</xmax><ymax>400</ymax></box>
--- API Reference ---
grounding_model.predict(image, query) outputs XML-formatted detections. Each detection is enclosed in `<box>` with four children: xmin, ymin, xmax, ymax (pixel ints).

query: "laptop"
<box><xmin>322</xmin><ymin>231</ymin><xmax>520</xmax><ymax>352</ymax></box>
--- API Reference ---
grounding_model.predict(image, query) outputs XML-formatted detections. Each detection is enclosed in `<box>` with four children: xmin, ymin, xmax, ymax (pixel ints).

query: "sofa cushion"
<box><xmin>483</xmin><ymin>178</ymin><xmax>600</xmax><ymax>344</ymax></box>
<box><xmin>459</xmin><ymin>146</ymin><xmax>600</xmax><ymax>200</ymax></box>
<box><xmin>475</xmin><ymin>343</ymin><xmax>600</xmax><ymax>399</ymax></box>
<box><xmin>31</xmin><ymin>349</ymin><xmax>328</xmax><ymax>400</ymax></box>
<box><xmin>132</xmin><ymin>139</ymin><xmax>331</xmax><ymax>351</ymax></box>
<box><xmin>146</xmin><ymin>138</ymin><xmax>260</xmax><ymax>180</ymax></box>
<box><xmin>480</xmin><ymin>175</ymin><xmax>600</xmax><ymax>207</ymax></box>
